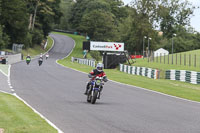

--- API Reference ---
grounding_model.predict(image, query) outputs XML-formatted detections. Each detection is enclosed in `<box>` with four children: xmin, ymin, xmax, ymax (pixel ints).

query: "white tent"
<box><xmin>154</xmin><ymin>48</ymin><xmax>169</xmax><ymax>57</ymax></box>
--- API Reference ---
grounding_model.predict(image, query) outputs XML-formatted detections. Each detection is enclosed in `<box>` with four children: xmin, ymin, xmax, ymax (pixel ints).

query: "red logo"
<box><xmin>114</xmin><ymin>44</ymin><xmax>122</xmax><ymax>50</ymax></box>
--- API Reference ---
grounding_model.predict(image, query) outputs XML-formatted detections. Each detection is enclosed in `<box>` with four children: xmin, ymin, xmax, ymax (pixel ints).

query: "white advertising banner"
<box><xmin>90</xmin><ymin>41</ymin><xmax>124</xmax><ymax>52</ymax></box>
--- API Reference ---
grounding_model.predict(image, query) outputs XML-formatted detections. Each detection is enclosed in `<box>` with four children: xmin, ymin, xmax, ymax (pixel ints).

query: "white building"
<box><xmin>154</xmin><ymin>48</ymin><xmax>169</xmax><ymax>57</ymax></box>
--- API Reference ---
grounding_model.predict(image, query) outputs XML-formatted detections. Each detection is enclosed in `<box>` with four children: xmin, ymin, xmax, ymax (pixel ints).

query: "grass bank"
<box><xmin>132</xmin><ymin>49</ymin><xmax>200</xmax><ymax>72</ymax></box>
<box><xmin>55</xmin><ymin>32</ymin><xmax>200</xmax><ymax>102</ymax></box>
<box><xmin>22</xmin><ymin>36</ymin><xmax>53</xmax><ymax>57</ymax></box>
<box><xmin>0</xmin><ymin>36</ymin><xmax>56</xmax><ymax>132</ymax></box>
<box><xmin>0</xmin><ymin>93</ymin><xmax>57</xmax><ymax>133</ymax></box>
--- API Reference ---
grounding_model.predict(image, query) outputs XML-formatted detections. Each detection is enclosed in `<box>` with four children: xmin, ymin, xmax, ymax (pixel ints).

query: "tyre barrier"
<box><xmin>165</xmin><ymin>70</ymin><xmax>200</xmax><ymax>84</ymax></box>
<box><xmin>119</xmin><ymin>64</ymin><xmax>159</xmax><ymax>79</ymax></box>
<box><xmin>71</xmin><ymin>57</ymin><xmax>95</xmax><ymax>67</ymax></box>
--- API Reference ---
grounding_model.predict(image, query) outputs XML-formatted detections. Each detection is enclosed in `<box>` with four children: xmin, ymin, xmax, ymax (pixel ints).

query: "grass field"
<box><xmin>0</xmin><ymin>93</ymin><xmax>57</xmax><ymax>133</ymax></box>
<box><xmin>133</xmin><ymin>49</ymin><xmax>200</xmax><ymax>72</ymax></box>
<box><xmin>0</xmin><ymin>37</ymin><xmax>56</xmax><ymax>133</ymax></box>
<box><xmin>55</xmin><ymin>32</ymin><xmax>200</xmax><ymax>102</ymax></box>
<box><xmin>22</xmin><ymin>36</ymin><xmax>53</xmax><ymax>58</ymax></box>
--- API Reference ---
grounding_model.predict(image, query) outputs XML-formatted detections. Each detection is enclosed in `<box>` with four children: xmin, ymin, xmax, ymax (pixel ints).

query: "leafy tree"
<box><xmin>157</xmin><ymin>0</ymin><xmax>195</xmax><ymax>38</ymax></box>
<box><xmin>0</xmin><ymin>25</ymin><xmax>10</xmax><ymax>49</ymax></box>
<box><xmin>55</xmin><ymin>0</ymin><xmax>74</xmax><ymax>30</ymax></box>
<box><xmin>90</xmin><ymin>51</ymin><xmax>101</xmax><ymax>61</ymax></box>
<box><xmin>80</xmin><ymin>10</ymin><xmax>117</xmax><ymax>41</ymax></box>
<box><xmin>1</xmin><ymin>0</ymin><xmax>29</xmax><ymax>48</ymax></box>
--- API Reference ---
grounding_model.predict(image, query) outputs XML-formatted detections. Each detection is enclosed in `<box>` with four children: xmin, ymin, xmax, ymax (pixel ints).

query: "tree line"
<box><xmin>56</xmin><ymin>0</ymin><xmax>200</xmax><ymax>54</ymax></box>
<box><xmin>0</xmin><ymin>0</ymin><xmax>61</xmax><ymax>50</ymax></box>
<box><xmin>0</xmin><ymin>0</ymin><xmax>199</xmax><ymax>54</ymax></box>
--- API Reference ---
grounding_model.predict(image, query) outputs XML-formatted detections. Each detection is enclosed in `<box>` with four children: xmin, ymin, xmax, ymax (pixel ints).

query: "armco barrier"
<box><xmin>71</xmin><ymin>57</ymin><xmax>95</xmax><ymax>67</ymax></box>
<box><xmin>166</xmin><ymin>70</ymin><xmax>200</xmax><ymax>84</ymax></box>
<box><xmin>120</xmin><ymin>64</ymin><xmax>159</xmax><ymax>79</ymax></box>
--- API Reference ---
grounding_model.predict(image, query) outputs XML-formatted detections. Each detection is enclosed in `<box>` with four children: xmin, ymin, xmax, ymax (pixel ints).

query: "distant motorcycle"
<box><xmin>86</xmin><ymin>77</ymin><xmax>104</xmax><ymax>104</ymax></box>
<box><xmin>38</xmin><ymin>57</ymin><xmax>43</xmax><ymax>66</ymax></box>
<box><xmin>26</xmin><ymin>58</ymin><xmax>31</xmax><ymax>65</ymax></box>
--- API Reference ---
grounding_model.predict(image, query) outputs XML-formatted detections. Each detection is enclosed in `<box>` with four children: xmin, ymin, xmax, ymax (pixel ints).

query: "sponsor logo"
<box><xmin>93</xmin><ymin>44</ymin><xmax>122</xmax><ymax>50</ymax></box>
<box><xmin>114</xmin><ymin>44</ymin><xmax>122</xmax><ymax>50</ymax></box>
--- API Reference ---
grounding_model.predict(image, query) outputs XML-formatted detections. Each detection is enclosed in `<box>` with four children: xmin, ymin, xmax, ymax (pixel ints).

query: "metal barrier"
<box><xmin>71</xmin><ymin>57</ymin><xmax>95</xmax><ymax>67</ymax></box>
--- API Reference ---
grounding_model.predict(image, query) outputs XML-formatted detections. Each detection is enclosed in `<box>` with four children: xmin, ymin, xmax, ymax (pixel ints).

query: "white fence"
<box><xmin>71</xmin><ymin>57</ymin><xmax>95</xmax><ymax>67</ymax></box>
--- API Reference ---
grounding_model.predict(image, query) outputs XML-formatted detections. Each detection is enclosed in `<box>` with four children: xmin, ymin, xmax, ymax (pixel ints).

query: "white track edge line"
<box><xmin>7</xmin><ymin>39</ymin><xmax>63</xmax><ymax>133</ymax></box>
<box><xmin>0</xmin><ymin>69</ymin><xmax>8</xmax><ymax>77</ymax></box>
<box><xmin>53</xmin><ymin>36</ymin><xmax>200</xmax><ymax>105</ymax></box>
<box><xmin>13</xmin><ymin>93</ymin><xmax>64</xmax><ymax>133</ymax></box>
<box><xmin>0</xmin><ymin>90</ymin><xmax>63</xmax><ymax>133</ymax></box>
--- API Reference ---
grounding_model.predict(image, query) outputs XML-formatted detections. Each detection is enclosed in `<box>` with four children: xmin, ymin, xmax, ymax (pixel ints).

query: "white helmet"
<box><xmin>96</xmin><ymin>63</ymin><xmax>104</xmax><ymax>72</ymax></box>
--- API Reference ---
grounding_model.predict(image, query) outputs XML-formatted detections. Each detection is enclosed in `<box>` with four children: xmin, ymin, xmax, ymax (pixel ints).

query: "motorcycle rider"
<box><xmin>38</xmin><ymin>53</ymin><xmax>43</xmax><ymax>66</ymax></box>
<box><xmin>26</xmin><ymin>54</ymin><xmax>31</xmax><ymax>65</ymax></box>
<box><xmin>84</xmin><ymin>63</ymin><xmax>108</xmax><ymax>98</ymax></box>
<box><xmin>45</xmin><ymin>53</ymin><xmax>49</xmax><ymax>60</ymax></box>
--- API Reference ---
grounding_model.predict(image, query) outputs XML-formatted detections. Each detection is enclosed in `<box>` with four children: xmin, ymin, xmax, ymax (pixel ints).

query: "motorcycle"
<box><xmin>38</xmin><ymin>57</ymin><xmax>43</xmax><ymax>66</ymax></box>
<box><xmin>87</xmin><ymin>77</ymin><xmax>104</xmax><ymax>104</ymax></box>
<box><xmin>26</xmin><ymin>58</ymin><xmax>31</xmax><ymax>65</ymax></box>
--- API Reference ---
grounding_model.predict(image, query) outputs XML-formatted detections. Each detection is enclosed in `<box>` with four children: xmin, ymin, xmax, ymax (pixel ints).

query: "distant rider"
<box><xmin>84</xmin><ymin>63</ymin><xmax>108</xmax><ymax>98</ymax></box>
<box><xmin>45</xmin><ymin>53</ymin><xmax>49</xmax><ymax>60</ymax></box>
<box><xmin>26</xmin><ymin>54</ymin><xmax>31</xmax><ymax>65</ymax></box>
<box><xmin>38</xmin><ymin>53</ymin><xmax>43</xmax><ymax>66</ymax></box>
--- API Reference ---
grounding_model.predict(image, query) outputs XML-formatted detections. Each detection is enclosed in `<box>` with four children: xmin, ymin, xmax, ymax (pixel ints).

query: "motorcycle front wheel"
<box><xmin>91</xmin><ymin>90</ymin><xmax>98</xmax><ymax>104</ymax></box>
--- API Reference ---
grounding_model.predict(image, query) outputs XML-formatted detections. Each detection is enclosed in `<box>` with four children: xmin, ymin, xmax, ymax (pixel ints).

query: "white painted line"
<box><xmin>13</xmin><ymin>93</ymin><xmax>64</xmax><ymax>133</ymax></box>
<box><xmin>7</xmin><ymin>54</ymin><xmax>63</xmax><ymax>132</ymax></box>
<box><xmin>0</xmin><ymin>69</ymin><xmax>8</xmax><ymax>77</ymax></box>
<box><xmin>0</xmin><ymin>90</ymin><xmax>12</xmax><ymax>95</ymax></box>
<box><xmin>53</xmin><ymin>36</ymin><xmax>200</xmax><ymax>105</ymax></box>
<box><xmin>109</xmin><ymin>80</ymin><xmax>200</xmax><ymax>105</ymax></box>
<box><xmin>8</xmin><ymin>65</ymin><xmax>11</xmax><ymax>79</ymax></box>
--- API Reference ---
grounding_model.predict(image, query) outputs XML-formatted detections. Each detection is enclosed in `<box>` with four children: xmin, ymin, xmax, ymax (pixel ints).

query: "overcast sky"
<box><xmin>122</xmin><ymin>0</ymin><xmax>200</xmax><ymax>32</ymax></box>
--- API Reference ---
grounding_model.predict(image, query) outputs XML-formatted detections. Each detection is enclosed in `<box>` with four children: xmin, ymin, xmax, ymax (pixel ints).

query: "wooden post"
<box><xmin>168</xmin><ymin>54</ymin><xmax>169</xmax><ymax>64</ymax></box>
<box><xmin>189</xmin><ymin>54</ymin><xmax>191</xmax><ymax>67</ymax></box>
<box><xmin>164</xmin><ymin>53</ymin><xmax>165</xmax><ymax>64</ymax></box>
<box><xmin>160</xmin><ymin>53</ymin><xmax>162</xmax><ymax>63</ymax></box>
<box><xmin>184</xmin><ymin>54</ymin><xmax>186</xmax><ymax>66</ymax></box>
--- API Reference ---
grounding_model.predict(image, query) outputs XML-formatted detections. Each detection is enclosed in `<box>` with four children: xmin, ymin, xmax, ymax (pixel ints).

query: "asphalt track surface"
<box><xmin>11</xmin><ymin>34</ymin><xmax>200</xmax><ymax>133</ymax></box>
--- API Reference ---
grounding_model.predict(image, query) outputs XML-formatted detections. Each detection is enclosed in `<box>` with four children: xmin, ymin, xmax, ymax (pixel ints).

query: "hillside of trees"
<box><xmin>0</xmin><ymin>0</ymin><xmax>199</xmax><ymax>54</ymax></box>
<box><xmin>0</xmin><ymin>0</ymin><xmax>61</xmax><ymax>49</ymax></box>
<box><xmin>57</xmin><ymin>0</ymin><xmax>200</xmax><ymax>54</ymax></box>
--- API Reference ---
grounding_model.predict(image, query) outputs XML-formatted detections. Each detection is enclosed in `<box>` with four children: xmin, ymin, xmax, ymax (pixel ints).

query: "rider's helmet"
<box><xmin>96</xmin><ymin>63</ymin><xmax>104</xmax><ymax>72</ymax></box>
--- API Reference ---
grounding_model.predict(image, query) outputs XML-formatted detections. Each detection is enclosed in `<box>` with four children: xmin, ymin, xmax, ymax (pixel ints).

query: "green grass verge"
<box><xmin>0</xmin><ymin>64</ymin><xmax>9</xmax><ymax>76</ymax></box>
<box><xmin>55</xmin><ymin>32</ymin><xmax>200</xmax><ymax>102</ymax></box>
<box><xmin>0</xmin><ymin>93</ymin><xmax>57</xmax><ymax>133</ymax></box>
<box><xmin>0</xmin><ymin>37</ymin><xmax>56</xmax><ymax>132</ymax></box>
<box><xmin>132</xmin><ymin>49</ymin><xmax>200</xmax><ymax>72</ymax></box>
<box><xmin>22</xmin><ymin>36</ymin><xmax>53</xmax><ymax>57</ymax></box>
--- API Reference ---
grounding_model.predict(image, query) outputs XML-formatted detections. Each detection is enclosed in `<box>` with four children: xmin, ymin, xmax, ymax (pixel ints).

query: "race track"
<box><xmin>11</xmin><ymin>33</ymin><xmax>200</xmax><ymax>133</ymax></box>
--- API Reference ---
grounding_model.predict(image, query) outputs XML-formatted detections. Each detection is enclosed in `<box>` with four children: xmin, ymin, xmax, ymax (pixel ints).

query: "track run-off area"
<box><xmin>9</xmin><ymin>34</ymin><xmax>200</xmax><ymax>133</ymax></box>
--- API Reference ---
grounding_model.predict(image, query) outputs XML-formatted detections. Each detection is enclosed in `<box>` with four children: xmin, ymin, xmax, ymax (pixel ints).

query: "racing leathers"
<box><xmin>85</xmin><ymin>69</ymin><xmax>107</xmax><ymax>96</ymax></box>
